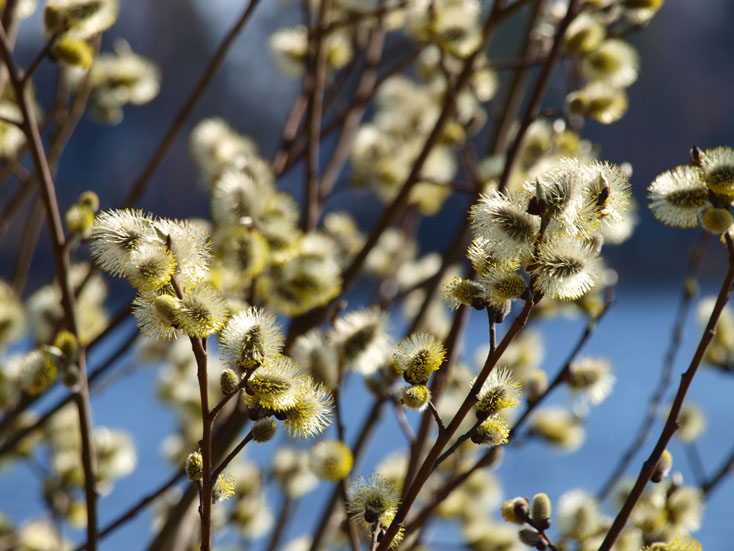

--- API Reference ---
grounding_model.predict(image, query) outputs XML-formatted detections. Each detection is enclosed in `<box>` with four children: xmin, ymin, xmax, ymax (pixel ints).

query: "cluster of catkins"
<box><xmin>648</xmin><ymin>146</ymin><xmax>734</xmax><ymax>237</ymax></box>
<box><xmin>443</xmin><ymin>156</ymin><xmax>632</xmax><ymax>315</ymax></box>
<box><xmin>189</xmin><ymin>117</ymin><xmax>350</xmax><ymax>316</ymax></box>
<box><xmin>0</xmin><ymin>0</ymin><xmax>159</xmax><ymax>147</ymax></box>
<box><xmin>88</xmin><ymin>210</ymin><xmax>336</xmax><ymax>441</ymax></box>
<box><xmin>500</xmin><ymin>482</ymin><xmax>703</xmax><ymax>551</ymax></box>
<box><xmin>561</xmin><ymin>0</ymin><xmax>654</xmax><ymax>125</ymax></box>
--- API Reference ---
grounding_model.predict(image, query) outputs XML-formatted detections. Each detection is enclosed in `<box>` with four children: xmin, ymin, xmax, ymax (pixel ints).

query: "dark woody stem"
<box><xmin>598</xmin><ymin>235</ymin><xmax>734</xmax><ymax>551</ymax></box>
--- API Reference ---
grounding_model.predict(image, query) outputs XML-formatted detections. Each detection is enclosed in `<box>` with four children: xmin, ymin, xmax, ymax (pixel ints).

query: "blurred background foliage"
<box><xmin>2</xmin><ymin>0</ymin><xmax>734</xmax><ymax>292</ymax></box>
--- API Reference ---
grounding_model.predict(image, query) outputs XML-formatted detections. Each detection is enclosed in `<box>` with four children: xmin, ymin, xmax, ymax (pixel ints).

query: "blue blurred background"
<box><xmin>1</xmin><ymin>0</ymin><xmax>734</xmax><ymax>549</ymax></box>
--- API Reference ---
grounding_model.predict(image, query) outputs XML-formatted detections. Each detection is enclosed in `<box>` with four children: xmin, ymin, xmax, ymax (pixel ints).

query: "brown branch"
<box><xmin>314</xmin><ymin>0</ymin><xmax>410</xmax><ymax>36</ymax></box>
<box><xmin>148</xmin><ymin>404</ymin><xmax>250</xmax><ymax>550</ymax></box>
<box><xmin>86</xmin><ymin>300</ymin><xmax>134</xmax><ymax>352</ymax></box>
<box><xmin>406</xmin><ymin>293</ymin><xmax>613</xmax><ymax>536</ymax></box>
<box><xmin>339</xmin><ymin>479</ymin><xmax>361</xmax><ymax>551</ymax></box>
<box><xmin>0</xmin><ymin>20</ymin><xmax>99</xmax><ymax>551</ymax></box>
<box><xmin>169</xmin><ymin>269</ymin><xmax>215</xmax><ymax>551</ymax></box>
<box><xmin>433</xmin><ymin>418</ymin><xmax>483</xmax><ymax>470</ymax></box>
<box><xmin>123</xmin><ymin>0</ymin><xmax>262</xmax><ymax>207</ymax></box>
<box><xmin>684</xmin><ymin>442</ymin><xmax>706</xmax><ymax>487</ymax></box>
<box><xmin>426</xmin><ymin>401</ymin><xmax>445</xmax><ymax>434</ymax></box>
<box><xmin>596</xmin><ymin>232</ymin><xmax>710</xmax><ymax>500</ymax></box>
<box><xmin>487</xmin><ymin>0</ymin><xmax>544</xmax><ymax>155</ymax></box>
<box><xmin>84</xmin><ymin>403</ymin><xmax>251</xmax><ymax>550</ymax></box>
<box><xmin>0</xmin><ymin>299</ymin><xmax>132</xmax><ymax>444</ymax></box>
<box><xmin>597</xmin><ymin>234</ymin><xmax>734</xmax><ymax>551</ymax></box>
<box><xmin>403</xmin><ymin>302</ymin><xmax>471</xmax><ymax>495</ymax></box>
<box><xmin>287</xmin><ymin>3</ymin><xmax>521</xmax><ymax>348</ymax></box>
<box><xmin>272</xmin><ymin>90</ymin><xmax>310</xmax><ymax>177</ymax></box>
<box><xmin>20</xmin><ymin>33</ymin><xmax>59</xmax><ymax>87</ymax></box>
<box><xmin>302</xmin><ymin>0</ymin><xmax>332</xmax><ymax>232</ymax></box>
<box><xmin>513</xmin><ymin>289</ymin><xmax>613</xmax><ymax>433</ymax></box>
<box><xmin>192</xmin><ymin>336</ymin><xmax>214</xmax><ymax>551</ymax></box>
<box><xmin>268</xmin><ymin>494</ymin><xmax>294</xmax><ymax>551</ymax></box>
<box><xmin>405</xmin><ymin>448</ymin><xmax>501</xmax><ymax>536</ymax></box>
<box><xmin>278</xmin><ymin>45</ymin><xmax>423</xmax><ymax>178</ymax></box>
<box><xmin>272</xmin><ymin>37</ymin><xmax>368</xmax><ymax>178</ymax></box>
<box><xmin>207</xmin><ymin>372</ymin><xmax>249</xmax><ymax>422</ymax></box>
<box><xmin>211</xmin><ymin>430</ymin><xmax>253</xmax><ymax>481</ymax></box>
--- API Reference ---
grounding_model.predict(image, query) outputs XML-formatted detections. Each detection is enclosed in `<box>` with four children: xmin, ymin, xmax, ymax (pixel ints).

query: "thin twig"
<box><xmin>339</xmin><ymin>479</ymin><xmax>361</xmax><ymax>551</ymax></box>
<box><xmin>0</xmin><ymin>300</ymin><xmax>131</xmax><ymax>445</ymax></box>
<box><xmin>597</xmin><ymin>232</ymin><xmax>710</xmax><ymax>500</ymax></box>
<box><xmin>0</xmin><ymin>21</ymin><xmax>99</xmax><ymax>551</ymax></box>
<box><xmin>513</xmin><ymin>289</ymin><xmax>614</xmax><ymax>432</ymax></box>
<box><xmin>268</xmin><ymin>494</ymin><xmax>294</xmax><ymax>551</ymax></box>
<box><xmin>369</xmin><ymin>521</ymin><xmax>381</xmax><ymax>551</ymax></box>
<box><xmin>10</xmin><ymin>195</ymin><xmax>44</xmax><ymax>295</ymax></box>
<box><xmin>314</xmin><ymin>0</ymin><xmax>410</xmax><ymax>36</ymax></box>
<box><xmin>0</xmin><ymin>176</ymin><xmax>34</xmax><ymax>235</ymax></box>
<box><xmin>211</xmin><ymin>430</ymin><xmax>253</xmax><ymax>481</ymax></box>
<box><xmin>207</xmin><ymin>372</ymin><xmax>250</xmax><ymax>422</ymax></box>
<box><xmin>597</xmin><ymin>235</ymin><xmax>734</xmax><ymax>551</ymax></box>
<box><xmin>684</xmin><ymin>442</ymin><xmax>706</xmax><ymax>487</ymax></box>
<box><xmin>279</xmin><ymin>45</ymin><xmax>424</xmax><ymax>179</ymax></box>
<box><xmin>302</xmin><ymin>0</ymin><xmax>332</xmax><ymax>231</ymax></box>
<box><xmin>286</xmin><ymin>0</ymin><xmax>519</xmax><ymax>349</ymax></box>
<box><xmin>272</xmin><ymin>90</ymin><xmax>309</xmax><ymax>176</ymax></box>
<box><xmin>433</xmin><ymin>418</ymin><xmax>483</xmax><ymax>470</ymax></box>
<box><xmin>0</xmin><ymin>329</ymin><xmax>138</xmax><ymax>458</ymax></box>
<box><xmin>406</xmin><ymin>294</ymin><xmax>614</xmax><ymax>537</ymax></box>
<box><xmin>317</xmin><ymin>24</ymin><xmax>386</xmax><ymax>208</ymax></box>
<box><xmin>148</xmin><ymin>404</ymin><xmax>250</xmax><ymax>550</ymax></box>
<box><xmin>378</xmin><ymin>295</ymin><xmax>536</xmax><ymax>551</ymax></box>
<box><xmin>496</xmin><ymin>0</ymin><xmax>581</xmax><ymax>192</ymax></box>
<box><xmin>403</xmin><ymin>302</ymin><xmax>471</xmax><ymax>495</ymax></box>
<box><xmin>20</xmin><ymin>33</ymin><xmax>58</xmax><ymax>87</ymax></box>
<box><xmin>487</xmin><ymin>0</ymin><xmax>544</xmax><ymax>155</ymax></box>
<box><xmin>702</xmin><ymin>443</ymin><xmax>734</xmax><ymax>497</ymax></box>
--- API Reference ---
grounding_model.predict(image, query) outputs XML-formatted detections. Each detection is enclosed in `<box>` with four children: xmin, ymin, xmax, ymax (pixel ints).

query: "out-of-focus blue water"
<box><xmin>1</xmin><ymin>286</ymin><xmax>733</xmax><ymax>550</ymax></box>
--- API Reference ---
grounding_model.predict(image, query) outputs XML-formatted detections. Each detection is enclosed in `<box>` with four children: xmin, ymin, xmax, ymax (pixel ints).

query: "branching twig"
<box><xmin>378</xmin><ymin>295</ymin><xmax>536</xmax><ymax>551</ymax></box>
<box><xmin>0</xmin><ymin>329</ymin><xmax>138</xmax><ymax>458</ymax></box>
<box><xmin>339</xmin><ymin>479</ymin><xmax>361</xmax><ymax>551</ymax></box>
<box><xmin>268</xmin><ymin>494</ymin><xmax>294</xmax><ymax>551</ymax></box>
<box><xmin>407</xmin><ymin>292</ymin><xmax>613</xmax><ymax>537</ymax></box>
